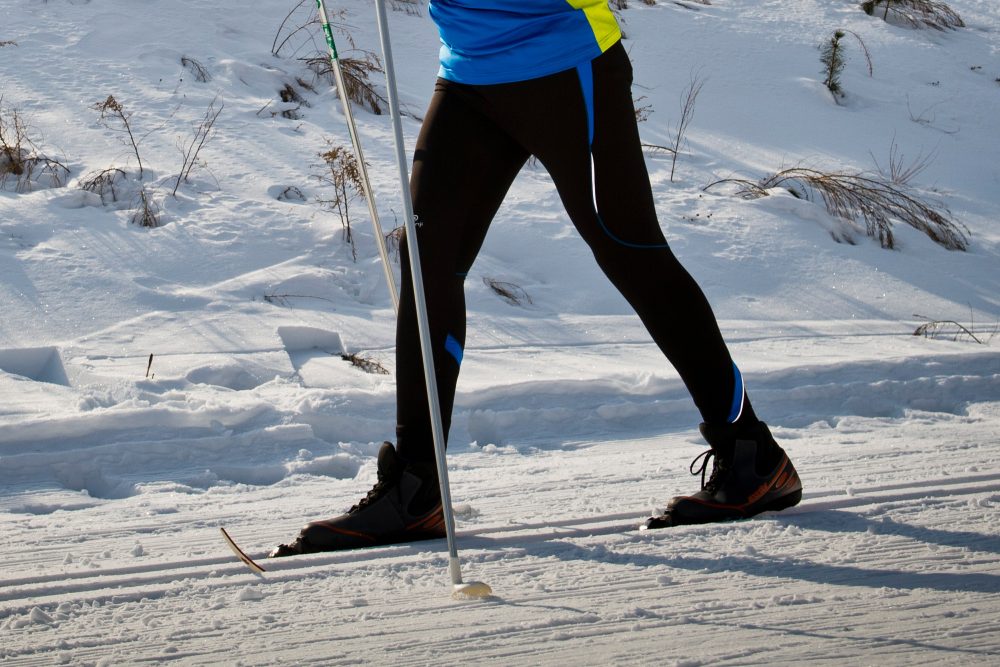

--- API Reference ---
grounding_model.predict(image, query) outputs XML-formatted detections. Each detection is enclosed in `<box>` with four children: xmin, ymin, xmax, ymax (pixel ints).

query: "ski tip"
<box><xmin>220</xmin><ymin>526</ymin><xmax>267</xmax><ymax>575</ymax></box>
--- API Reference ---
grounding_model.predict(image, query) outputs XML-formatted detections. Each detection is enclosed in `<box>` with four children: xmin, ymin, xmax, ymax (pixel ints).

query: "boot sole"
<box><xmin>644</xmin><ymin>487</ymin><xmax>803</xmax><ymax>530</ymax></box>
<box><xmin>747</xmin><ymin>487</ymin><xmax>802</xmax><ymax>518</ymax></box>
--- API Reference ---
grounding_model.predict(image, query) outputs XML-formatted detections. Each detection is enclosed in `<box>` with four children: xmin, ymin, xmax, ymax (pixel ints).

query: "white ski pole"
<box><xmin>373</xmin><ymin>0</ymin><xmax>492</xmax><ymax>599</ymax></box>
<box><xmin>315</xmin><ymin>0</ymin><xmax>399</xmax><ymax>312</ymax></box>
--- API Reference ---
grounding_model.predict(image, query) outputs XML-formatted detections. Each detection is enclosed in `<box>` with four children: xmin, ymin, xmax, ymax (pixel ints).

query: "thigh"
<box><xmin>587</xmin><ymin>42</ymin><xmax>667</xmax><ymax>249</ymax></box>
<box><xmin>473</xmin><ymin>43</ymin><xmax>666</xmax><ymax>251</ymax></box>
<box><xmin>409</xmin><ymin>80</ymin><xmax>531</xmax><ymax>275</ymax></box>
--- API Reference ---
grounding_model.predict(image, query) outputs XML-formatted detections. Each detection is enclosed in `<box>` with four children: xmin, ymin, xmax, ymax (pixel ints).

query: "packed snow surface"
<box><xmin>1</xmin><ymin>0</ymin><xmax>998</xmax><ymax>664</ymax></box>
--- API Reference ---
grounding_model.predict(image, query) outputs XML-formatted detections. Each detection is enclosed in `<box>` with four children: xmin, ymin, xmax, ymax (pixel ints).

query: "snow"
<box><xmin>1</xmin><ymin>0</ymin><xmax>998</xmax><ymax>664</ymax></box>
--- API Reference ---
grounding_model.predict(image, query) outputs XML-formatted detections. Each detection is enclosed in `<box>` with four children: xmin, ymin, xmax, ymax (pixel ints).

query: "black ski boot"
<box><xmin>270</xmin><ymin>442</ymin><xmax>444</xmax><ymax>557</ymax></box>
<box><xmin>644</xmin><ymin>421</ymin><xmax>802</xmax><ymax>529</ymax></box>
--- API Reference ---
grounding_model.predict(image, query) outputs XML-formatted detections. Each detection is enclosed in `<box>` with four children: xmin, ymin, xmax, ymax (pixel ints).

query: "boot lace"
<box><xmin>349</xmin><ymin>467</ymin><xmax>399</xmax><ymax>513</ymax></box>
<box><xmin>690</xmin><ymin>449</ymin><xmax>731</xmax><ymax>493</ymax></box>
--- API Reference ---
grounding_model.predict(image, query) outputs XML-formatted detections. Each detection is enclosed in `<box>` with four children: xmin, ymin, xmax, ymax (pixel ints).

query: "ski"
<box><xmin>220</xmin><ymin>527</ymin><xmax>267</xmax><ymax>575</ymax></box>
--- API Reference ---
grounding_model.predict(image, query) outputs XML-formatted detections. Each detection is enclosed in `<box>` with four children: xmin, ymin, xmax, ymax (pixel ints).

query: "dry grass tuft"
<box><xmin>705</xmin><ymin>167</ymin><xmax>968</xmax><ymax>250</ymax></box>
<box><xmin>272</xmin><ymin>0</ymin><xmax>387</xmax><ymax>114</ymax></box>
<box><xmin>315</xmin><ymin>143</ymin><xmax>365</xmax><ymax>260</ymax></box>
<box><xmin>305</xmin><ymin>53</ymin><xmax>386</xmax><ymax>115</ymax></box>
<box><xmin>483</xmin><ymin>278</ymin><xmax>533</xmax><ymax>307</ymax></box>
<box><xmin>0</xmin><ymin>101</ymin><xmax>70</xmax><ymax>193</ymax></box>
<box><xmin>79</xmin><ymin>167</ymin><xmax>129</xmax><ymax>204</ymax></box>
<box><xmin>861</xmin><ymin>0</ymin><xmax>964</xmax><ymax>31</ymax></box>
<box><xmin>913</xmin><ymin>314</ymin><xmax>995</xmax><ymax>344</ymax></box>
<box><xmin>341</xmin><ymin>352</ymin><xmax>390</xmax><ymax>375</ymax></box>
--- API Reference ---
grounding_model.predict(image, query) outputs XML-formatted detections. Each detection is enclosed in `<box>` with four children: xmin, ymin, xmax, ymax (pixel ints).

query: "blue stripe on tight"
<box><xmin>576</xmin><ymin>62</ymin><xmax>671</xmax><ymax>251</ymax></box>
<box><xmin>577</xmin><ymin>56</ymin><xmax>734</xmax><ymax>417</ymax></box>
<box><xmin>576</xmin><ymin>62</ymin><xmax>595</xmax><ymax>146</ymax></box>
<box><xmin>444</xmin><ymin>334</ymin><xmax>463</xmax><ymax>365</ymax></box>
<box><xmin>728</xmin><ymin>362</ymin><xmax>745</xmax><ymax>423</ymax></box>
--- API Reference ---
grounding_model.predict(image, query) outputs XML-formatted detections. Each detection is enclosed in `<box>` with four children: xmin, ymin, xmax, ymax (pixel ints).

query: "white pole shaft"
<box><xmin>315</xmin><ymin>0</ymin><xmax>399</xmax><ymax>313</ymax></box>
<box><xmin>372</xmin><ymin>0</ymin><xmax>465</xmax><ymax>586</ymax></box>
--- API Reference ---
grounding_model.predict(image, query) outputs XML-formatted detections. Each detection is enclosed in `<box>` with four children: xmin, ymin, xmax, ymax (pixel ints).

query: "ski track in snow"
<box><xmin>1</xmin><ymin>0</ymin><xmax>999</xmax><ymax>664</ymax></box>
<box><xmin>1</xmin><ymin>428</ymin><xmax>999</xmax><ymax>665</ymax></box>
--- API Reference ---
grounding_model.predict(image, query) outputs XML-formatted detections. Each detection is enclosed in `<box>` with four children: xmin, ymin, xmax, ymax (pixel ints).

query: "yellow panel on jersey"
<box><xmin>566</xmin><ymin>0</ymin><xmax>622</xmax><ymax>53</ymax></box>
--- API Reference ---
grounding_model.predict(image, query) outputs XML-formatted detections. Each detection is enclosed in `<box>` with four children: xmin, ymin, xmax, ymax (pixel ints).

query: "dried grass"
<box><xmin>913</xmin><ymin>314</ymin><xmax>995</xmax><ymax>344</ymax></box>
<box><xmin>305</xmin><ymin>53</ymin><xmax>386</xmax><ymax>115</ymax></box>
<box><xmin>341</xmin><ymin>352</ymin><xmax>390</xmax><ymax>375</ymax></box>
<box><xmin>705</xmin><ymin>167</ymin><xmax>968</xmax><ymax>250</ymax></box>
<box><xmin>0</xmin><ymin>101</ymin><xmax>70</xmax><ymax>193</ymax></box>
<box><xmin>861</xmin><ymin>0</ymin><xmax>964</xmax><ymax>31</ymax></box>
<box><xmin>180</xmin><ymin>56</ymin><xmax>211</xmax><ymax>83</ymax></box>
<box><xmin>129</xmin><ymin>187</ymin><xmax>160</xmax><ymax>227</ymax></box>
<box><xmin>272</xmin><ymin>0</ymin><xmax>386</xmax><ymax>114</ymax></box>
<box><xmin>315</xmin><ymin>143</ymin><xmax>365</xmax><ymax>260</ymax></box>
<box><xmin>483</xmin><ymin>278</ymin><xmax>533</xmax><ymax>307</ymax></box>
<box><xmin>79</xmin><ymin>167</ymin><xmax>129</xmax><ymax>204</ymax></box>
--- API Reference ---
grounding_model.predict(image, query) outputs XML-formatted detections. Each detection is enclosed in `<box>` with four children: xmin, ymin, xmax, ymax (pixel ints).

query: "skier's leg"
<box><xmin>395</xmin><ymin>79</ymin><xmax>531</xmax><ymax>463</ymax></box>
<box><xmin>486</xmin><ymin>42</ymin><xmax>751</xmax><ymax>427</ymax></box>
<box><xmin>580</xmin><ymin>44</ymin><xmax>753</xmax><ymax>426</ymax></box>
<box><xmin>272</xmin><ymin>82</ymin><xmax>529</xmax><ymax>556</ymax></box>
<box><xmin>468</xmin><ymin>43</ymin><xmax>801</xmax><ymax>526</ymax></box>
<box><xmin>566</xmin><ymin>44</ymin><xmax>801</xmax><ymax>525</ymax></box>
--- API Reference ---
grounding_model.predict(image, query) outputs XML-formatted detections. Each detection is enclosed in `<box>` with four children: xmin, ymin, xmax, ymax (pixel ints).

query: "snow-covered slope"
<box><xmin>1</xmin><ymin>0</ymin><xmax>998</xmax><ymax>664</ymax></box>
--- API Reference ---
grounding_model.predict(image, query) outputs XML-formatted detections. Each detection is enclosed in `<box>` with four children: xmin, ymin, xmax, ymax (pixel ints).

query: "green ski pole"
<box><xmin>315</xmin><ymin>0</ymin><xmax>399</xmax><ymax>312</ymax></box>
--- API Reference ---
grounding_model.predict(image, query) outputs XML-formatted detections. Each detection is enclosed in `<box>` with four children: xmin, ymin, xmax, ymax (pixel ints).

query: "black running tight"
<box><xmin>395</xmin><ymin>41</ymin><xmax>755</xmax><ymax>462</ymax></box>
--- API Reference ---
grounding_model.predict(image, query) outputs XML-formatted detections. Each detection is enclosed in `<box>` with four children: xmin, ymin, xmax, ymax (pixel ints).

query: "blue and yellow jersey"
<box><xmin>428</xmin><ymin>0</ymin><xmax>622</xmax><ymax>85</ymax></box>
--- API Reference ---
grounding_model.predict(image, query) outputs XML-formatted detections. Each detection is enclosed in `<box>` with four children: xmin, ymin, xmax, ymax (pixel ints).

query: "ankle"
<box><xmin>700</xmin><ymin>420</ymin><xmax>782</xmax><ymax>473</ymax></box>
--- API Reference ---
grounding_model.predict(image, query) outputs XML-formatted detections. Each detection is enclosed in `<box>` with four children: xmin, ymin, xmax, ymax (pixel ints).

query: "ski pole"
<box><xmin>315</xmin><ymin>0</ymin><xmax>399</xmax><ymax>312</ymax></box>
<box><xmin>372</xmin><ymin>0</ymin><xmax>492</xmax><ymax>599</ymax></box>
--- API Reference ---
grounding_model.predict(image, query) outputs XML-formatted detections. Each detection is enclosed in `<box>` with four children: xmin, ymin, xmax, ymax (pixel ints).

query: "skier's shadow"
<box><xmin>471</xmin><ymin>511</ymin><xmax>999</xmax><ymax>661</ymax></box>
<box><xmin>474</xmin><ymin>509</ymin><xmax>1000</xmax><ymax>595</ymax></box>
<box><xmin>785</xmin><ymin>507</ymin><xmax>1000</xmax><ymax>555</ymax></box>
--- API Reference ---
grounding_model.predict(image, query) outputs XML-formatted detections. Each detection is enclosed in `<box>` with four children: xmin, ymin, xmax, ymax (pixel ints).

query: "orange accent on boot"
<box><xmin>747</xmin><ymin>457</ymin><xmax>791</xmax><ymax>505</ymax></box>
<box><xmin>406</xmin><ymin>505</ymin><xmax>446</xmax><ymax>534</ymax></box>
<box><xmin>313</xmin><ymin>522</ymin><xmax>378</xmax><ymax>542</ymax></box>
